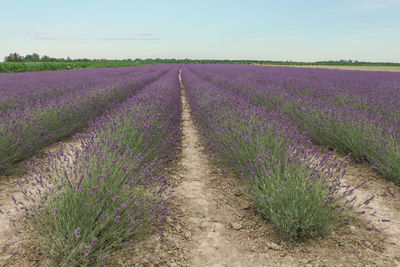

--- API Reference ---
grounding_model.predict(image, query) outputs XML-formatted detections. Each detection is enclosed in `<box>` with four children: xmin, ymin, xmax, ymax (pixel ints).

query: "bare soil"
<box><xmin>1</xmin><ymin>70</ymin><xmax>399</xmax><ymax>266</ymax></box>
<box><xmin>0</xmin><ymin>160</ymin><xmax>42</xmax><ymax>267</ymax></box>
<box><xmin>0</xmin><ymin>140</ymin><xmax>81</xmax><ymax>267</ymax></box>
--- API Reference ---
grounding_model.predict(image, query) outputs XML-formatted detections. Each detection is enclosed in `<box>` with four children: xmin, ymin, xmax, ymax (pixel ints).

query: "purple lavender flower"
<box><xmin>75</xmin><ymin>227</ymin><xmax>81</xmax><ymax>239</ymax></box>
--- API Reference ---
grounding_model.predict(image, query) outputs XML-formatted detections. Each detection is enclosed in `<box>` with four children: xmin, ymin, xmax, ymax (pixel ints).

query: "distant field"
<box><xmin>260</xmin><ymin>64</ymin><xmax>400</xmax><ymax>72</ymax></box>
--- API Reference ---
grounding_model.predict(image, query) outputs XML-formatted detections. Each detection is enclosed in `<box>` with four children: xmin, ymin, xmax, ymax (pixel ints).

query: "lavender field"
<box><xmin>0</xmin><ymin>65</ymin><xmax>399</xmax><ymax>266</ymax></box>
<box><xmin>0</xmin><ymin>65</ymin><xmax>172</xmax><ymax>170</ymax></box>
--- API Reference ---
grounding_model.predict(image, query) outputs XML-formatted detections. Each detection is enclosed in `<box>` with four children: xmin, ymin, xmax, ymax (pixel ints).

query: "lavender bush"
<box><xmin>0</xmin><ymin>65</ymin><xmax>170</xmax><ymax>170</ymax></box>
<box><xmin>12</xmin><ymin>67</ymin><xmax>181</xmax><ymax>266</ymax></box>
<box><xmin>182</xmin><ymin>67</ymin><xmax>351</xmax><ymax>241</ymax></box>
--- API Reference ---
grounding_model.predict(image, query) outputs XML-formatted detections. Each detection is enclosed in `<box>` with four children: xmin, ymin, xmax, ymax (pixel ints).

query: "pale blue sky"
<box><xmin>1</xmin><ymin>0</ymin><xmax>400</xmax><ymax>62</ymax></box>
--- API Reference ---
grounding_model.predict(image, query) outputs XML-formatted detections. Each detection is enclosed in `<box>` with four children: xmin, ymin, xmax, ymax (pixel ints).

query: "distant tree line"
<box><xmin>3</xmin><ymin>52</ymin><xmax>400</xmax><ymax>66</ymax></box>
<box><xmin>5</xmin><ymin>52</ymin><xmax>40</xmax><ymax>62</ymax></box>
<box><xmin>4</xmin><ymin>52</ymin><xmax>104</xmax><ymax>62</ymax></box>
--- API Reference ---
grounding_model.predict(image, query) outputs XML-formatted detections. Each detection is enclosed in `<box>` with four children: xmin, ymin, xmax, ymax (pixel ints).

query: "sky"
<box><xmin>1</xmin><ymin>0</ymin><xmax>400</xmax><ymax>62</ymax></box>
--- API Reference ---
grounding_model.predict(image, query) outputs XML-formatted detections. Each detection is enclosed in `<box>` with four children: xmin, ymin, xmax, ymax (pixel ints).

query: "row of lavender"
<box><xmin>0</xmin><ymin>65</ymin><xmax>171</xmax><ymax>170</ymax></box>
<box><xmin>189</xmin><ymin>64</ymin><xmax>400</xmax><ymax>185</ymax></box>
<box><xmin>11</xmin><ymin>67</ymin><xmax>182</xmax><ymax>266</ymax></box>
<box><xmin>0</xmin><ymin>66</ymin><xmax>160</xmax><ymax>111</ymax></box>
<box><xmin>182</xmin><ymin>67</ymin><xmax>354</xmax><ymax>241</ymax></box>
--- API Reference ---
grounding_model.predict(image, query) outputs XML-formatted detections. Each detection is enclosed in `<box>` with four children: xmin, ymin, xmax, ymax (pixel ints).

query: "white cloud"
<box><xmin>35</xmin><ymin>36</ymin><xmax>79</xmax><ymax>40</ymax></box>
<box><xmin>99</xmin><ymin>37</ymin><xmax>162</xmax><ymax>41</ymax></box>
<box><xmin>242</xmin><ymin>35</ymin><xmax>298</xmax><ymax>41</ymax></box>
<box><xmin>28</xmin><ymin>32</ymin><xmax>161</xmax><ymax>41</ymax></box>
<box><xmin>360</xmin><ymin>18</ymin><xmax>373</xmax><ymax>24</ymax></box>
<box><xmin>360</xmin><ymin>0</ymin><xmax>400</xmax><ymax>10</ymax></box>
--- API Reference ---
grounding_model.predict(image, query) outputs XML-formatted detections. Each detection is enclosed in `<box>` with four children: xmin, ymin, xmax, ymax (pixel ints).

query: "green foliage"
<box><xmin>0</xmin><ymin>61</ymin><xmax>143</xmax><ymax>73</ymax></box>
<box><xmin>249</xmin><ymin>153</ymin><xmax>343</xmax><ymax>241</ymax></box>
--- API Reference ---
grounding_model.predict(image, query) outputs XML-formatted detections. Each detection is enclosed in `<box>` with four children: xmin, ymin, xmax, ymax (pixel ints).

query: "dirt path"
<box><xmin>341</xmin><ymin>156</ymin><xmax>400</xmax><ymax>263</ymax></box>
<box><xmin>170</xmin><ymin>70</ymin><xmax>267</xmax><ymax>266</ymax></box>
<box><xmin>0</xmin><ymin>162</ymin><xmax>34</xmax><ymax>266</ymax></box>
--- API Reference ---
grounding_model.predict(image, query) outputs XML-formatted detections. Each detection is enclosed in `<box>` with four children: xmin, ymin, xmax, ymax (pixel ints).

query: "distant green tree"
<box><xmin>40</xmin><ymin>55</ymin><xmax>50</xmax><ymax>62</ymax></box>
<box><xmin>24</xmin><ymin>54</ymin><xmax>33</xmax><ymax>61</ymax></box>
<box><xmin>24</xmin><ymin>53</ymin><xmax>40</xmax><ymax>62</ymax></box>
<box><xmin>31</xmin><ymin>53</ymin><xmax>40</xmax><ymax>62</ymax></box>
<box><xmin>4</xmin><ymin>52</ymin><xmax>25</xmax><ymax>62</ymax></box>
